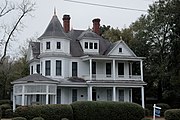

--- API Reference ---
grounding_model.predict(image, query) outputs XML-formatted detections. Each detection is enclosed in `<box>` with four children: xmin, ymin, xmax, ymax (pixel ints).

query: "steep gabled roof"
<box><xmin>38</xmin><ymin>14</ymin><xmax>68</xmax><ymax>40</ymax></box>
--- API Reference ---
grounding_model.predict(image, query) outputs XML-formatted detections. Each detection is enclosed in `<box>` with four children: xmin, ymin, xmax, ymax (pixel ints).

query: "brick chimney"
<box><xmin>63</xmin><ymin>14</ymin><xmax>71</xmax><ymax>33</ymax></box>
<box><xmin>92</xmin><ymin>18</ymin><xmax>100</xmax><ymax>35</ymax></box>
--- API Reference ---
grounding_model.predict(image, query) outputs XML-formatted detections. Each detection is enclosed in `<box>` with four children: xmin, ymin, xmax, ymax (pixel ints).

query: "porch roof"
<box><xmin>57</xmin><ymin>79</ymin><xmax>146</xmax><ymax>87</ymax></box>
<box><xmin>80</xmin><ymin>55</ymin><xmax>145</xmax><ymax>61</ymax></box>
<box><xmin>12</xmin><ymin>73</ymin><xmax>59</xmax><ymax>84</ymax></box>
<box><xmin>87</xmin><ymin>80</ymin><xmax>147</xmax><ymax>86</ymax></box>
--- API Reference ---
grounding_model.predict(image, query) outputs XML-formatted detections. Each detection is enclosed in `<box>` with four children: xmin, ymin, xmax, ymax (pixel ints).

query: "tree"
<box><xmin>0</xmin><ymin>0</ymin><xmax>35</xmax><ymax>64</ymax></box>
<box><xmin>0</xmin><ymin>50</ymin><xmax>29</xmax><ymax>99</ymax></box>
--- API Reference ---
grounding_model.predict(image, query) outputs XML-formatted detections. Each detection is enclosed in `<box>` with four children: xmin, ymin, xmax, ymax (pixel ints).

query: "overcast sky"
<box><xmin>4</xmin><ymin>0</ymin><xmax>155</xmax><ymax>57</ymax></box>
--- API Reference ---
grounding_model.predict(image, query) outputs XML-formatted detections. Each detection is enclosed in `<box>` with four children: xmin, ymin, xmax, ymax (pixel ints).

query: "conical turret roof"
<box><xmin>38</xmin><ymin>14</ymin><xmax>68</xmax><ymax>40</ymax></box>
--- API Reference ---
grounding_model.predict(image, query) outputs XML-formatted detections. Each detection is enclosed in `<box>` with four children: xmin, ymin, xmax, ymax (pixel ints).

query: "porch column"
<box><xmin>141</xmin><ymin>86</ymin><xmax>145</xmax><ymax>108</ymax></box>
<box><xmin>89</xmin><ymin>59</ymin><xmax>92</xmax><ymax>81</ymax></box>
<box><xmin>140</xmin><ymin>60</ymin><xmax>143</xmax><ymax>81</ymax></box>
<box><xmin>21</xmin><ymin>85</ymin><xmax>25</xmax><ymax>106</ymax></box>
<box><xmin>46</xmin><ymin>85</ymin><xmax>49</xmax><ymax>104</ymax></box>
<box><xmin>113</xmin><ymin>87</ymin><xmax>116</xmax><ymax>101</ymax></box>
<box><xmin>13</xmin><ymin>86</ymin><xmax>16</xmax><ymax>110</ymax></box>
<box><xmin>54</xmin><ymin>87</ymin><xmax>57</xmax><ymax>104</ymax></box>
<box><xmin>88</xmin><ymin>86</ymin><xmax>92</xmax><ymax>101</ymax></box>
<box><xmin>113</xmin><ymin>59</ymin><xmax>116</xmax><ymax>80</ymax></box>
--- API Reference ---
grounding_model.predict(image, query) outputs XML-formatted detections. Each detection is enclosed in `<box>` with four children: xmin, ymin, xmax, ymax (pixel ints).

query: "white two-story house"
<box><xmin>12</xmin><ymin>11</ymin><xmax>146</xmax><ymax>110</ymax></box>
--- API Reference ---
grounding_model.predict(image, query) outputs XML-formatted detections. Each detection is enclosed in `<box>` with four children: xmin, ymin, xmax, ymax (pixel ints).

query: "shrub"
<box><xmin>14</xmin><ymin>104</ymin><xmax>74</xmax><ymax>120</ymax></box>
<box><xmin>13</xmin><ymin>117</ymin><xmax>27</xmax><ymax>120</ymax></box>
<box><xmin>32</xmin><ymin>117</ymin><xmax>44</xmax><ymax>120</ymax></box>
<box><xmin>0</xmin><ymin>100</ymin><xmax>12</xmax><ymax>105</ymax></box>
<box><xmin>0</xmin><ymin>104</ymin><xmax>11</xmax><ymax>118</ymax></box>
<box><xmin>71</xmin><ymin>101</ymin><xmax>144</xmax><ymax>120</ymax></box>
<box><xmin>164</xmin><ymin>109</ymin><xmax>180</xmax><ymax>120</ymax></box>
<box><xmin>5</xmin><ymin>109</ymin><xmax>13</xmax><ymax>118</ymax></box>
<box><xmin>157</xmin><ymin>103</ymin><xmax>170</xmax><ymax>116</ymax></box>
<box><xmin>144</xmin><ymin>108</ymin><xmax>151</xmax><ymax>116</ymax></box>
<box><xmin>0</xmin><ymin>107</ymin><xmax>2</xmax><ymax>120</ymax></box>
<box><xmin>141</xmin><ymin>118</ymin><xmax>151</xmax><ymax>120</ymax></box>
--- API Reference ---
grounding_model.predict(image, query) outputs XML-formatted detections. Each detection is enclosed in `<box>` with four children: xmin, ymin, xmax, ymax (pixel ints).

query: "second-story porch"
<box><xmin>80</xmin><ymin>55</ymin><xmax>144</xmax><ymax>81</ymax></box>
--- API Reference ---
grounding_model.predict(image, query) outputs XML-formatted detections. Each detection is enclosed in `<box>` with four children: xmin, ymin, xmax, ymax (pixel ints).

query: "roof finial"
<box><xmin>54</xmin><ymin>7</ymin><xmax>56</xmax><ymax>15</ymax></box>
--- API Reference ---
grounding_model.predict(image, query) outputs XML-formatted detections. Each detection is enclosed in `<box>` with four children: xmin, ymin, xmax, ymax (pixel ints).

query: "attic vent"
<box><xmin>119</xmin><ymin>48</ymin><xmax>122</xmax><ymax>53</ymax></box>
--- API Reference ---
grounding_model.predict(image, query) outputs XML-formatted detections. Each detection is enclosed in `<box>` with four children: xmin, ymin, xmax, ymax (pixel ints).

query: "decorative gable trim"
<box><xmin>107</xmin><ymin>40</ymin><xmax>137</xmax><ymax>57</ymax></box>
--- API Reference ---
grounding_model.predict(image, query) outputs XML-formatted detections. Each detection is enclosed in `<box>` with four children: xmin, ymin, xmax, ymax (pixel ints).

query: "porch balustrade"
<box><xmin>82</xmin><ymin>74</ymin><xmax>141</xmax><ymax>81</ymax></box>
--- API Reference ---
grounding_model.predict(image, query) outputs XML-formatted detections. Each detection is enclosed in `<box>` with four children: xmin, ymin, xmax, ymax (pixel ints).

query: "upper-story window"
<box><xmin>56</xmin><ymin>60</ymin><xmax>62</xmax><ymax>76</ymax></box>
<box><xmin>85</xmin><ymin>42</ymin><xmax>88</xmax><ymax>49</ymax></box>
<box><xmin>89</xmin><ymin>42</ymin><xmax>93</xmax><ymax>49</ymax></box>
<box><xmin>72</xmin><ymin>62</ymin><xmax>78</xmax><ymax>77</ymax></box>
<box><xmin>45</xmin><ymin>60</ymin><xmax>51</xmax><ymax>76</ymax></box>
<box><xmin>31</xmin><ymin>66</ymin><xmax>33</xmax><ymax>74</ymax></box>
<box><xmin>36</xmin><ymin>64</ymin><xmax>40</xmax><ymax>74</ymax></box>
<box><xmin>119</xmin><ymin>48</ymin><xmax>122</xmax><ymax>53</ymax></box>
<box><xmin>57</xmin><ymin>42</ymin><xmax>61</xmax><ymax>49</ymax></box>
<box><xmin>118</xmin><ymin>63</ymin><xmax>124</xmax><ymax>76</ymax></box>
<box><xmin>46</xmin><ymin>42</ymin><xmax>50</xmax><ymax>49</ymax></box>
<box><xmin>94</xmin><ymin>43</ymin><xmax>97</xmax><ymax>49</ymax></box>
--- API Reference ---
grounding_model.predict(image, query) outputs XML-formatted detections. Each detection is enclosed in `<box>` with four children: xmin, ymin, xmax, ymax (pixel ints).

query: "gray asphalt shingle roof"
<box><xmin>12</xmin><ymin>74</ymin><xmax>58</xmax><ymax>84</ymax></box>
<box><xmin>29</xmin><ymin>42</ymin><xmax>40</xmax><ymax>58</ymax></box>
<box><xmin>38</xmin><ymin>14</ymin><xmax>68</xmax><ymax>40</ymax></box>
<box><xmin>30</xmin><ymin>14</ymin><xmax>120</xmax><ymax>57</ymax></box>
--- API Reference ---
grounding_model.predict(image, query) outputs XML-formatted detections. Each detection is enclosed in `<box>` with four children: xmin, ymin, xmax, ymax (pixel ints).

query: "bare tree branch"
<box><xmin>0</xmin><ymin>0</ymin><xmax>15</xmax><ymax>17</ymax></box>
<box><xmin>0</xmin><ymin>0</ymin><xmax>35</xmax><ymax>64</ymax></box>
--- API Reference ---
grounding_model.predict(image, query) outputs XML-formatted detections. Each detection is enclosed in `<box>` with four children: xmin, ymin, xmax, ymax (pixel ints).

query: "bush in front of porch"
<box><xmin>14</xmin><ymin>104</ymin><xmax>74</xmax><ymax>120</ymax></box>
<box><xmin>71</xmin><ymin>101</ymin><xmax>144</xmax><ymax>120</ymax></box>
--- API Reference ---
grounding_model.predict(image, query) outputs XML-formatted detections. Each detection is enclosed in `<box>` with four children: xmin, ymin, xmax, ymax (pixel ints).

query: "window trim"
<box><xmin>57</xmin><ymin>42</ymin><xmax>61</xmax><ymax>49</ymax></box>
<box><xmin>85</xmin><ymin>42</ymin><xmax>88</xmax><ymax>49</ymax></box>
<box><xmin>45</xmin><ymin>60</ymin><xmax>51</xmax><ymax>76</ymax></box>
<box><xmin>72</xmin><ymin>62</ymin><xmax>78</xmax><ymax>77</ymax></box>
<box><xmin>56</xmin><ymin>60</ymin><xmax>62</xmax><ymax>76</ymax></box>
<box><xmin>94</xmin><ymin>43</ymin><xmax>98</xmax><ymax>49</ymax></box>
<box><xmin>89</xmin><ymin>42</ymin><xmax>93</xmax><ymax>49</ymax></box>
<box><xmin>46</xmin><ymin>42</ymin><xmax>50</xmax><ymax>50</ymax></box>
<box><xmin>119</xmin><ymin>47</ymin><xmax>122</xmax><ymax>53</ymax></box>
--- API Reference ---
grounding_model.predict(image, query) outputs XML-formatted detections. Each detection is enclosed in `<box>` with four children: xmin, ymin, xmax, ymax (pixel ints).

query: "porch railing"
<box><xmin>82</xmin><ymin>74</ymin><xmax>141</xmax><ymax>81</ymax></box>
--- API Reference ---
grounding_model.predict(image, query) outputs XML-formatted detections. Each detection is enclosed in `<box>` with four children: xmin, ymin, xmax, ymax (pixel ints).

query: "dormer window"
<box><xmin>94</xmin><ymin>43</ymin><xmax>97</xmax><ymax>49</ymax></box>
<box><xmin>85</xmin><ymin>42</ymin><xmax>88</xmax><ymax>49</ymax></box>
<box><xmin>90</xmin><ymin>42</ymin><xmax>93</xmax><ymax>49</ymax></box>
<box><xmin>57</xmin><ymin>42</ymin><xmax>61</xmax><ymax>49</ymax></box>
<box><xmin>46</xmin><ymin>42</ymin><xmax>50</xmax><ymax>49</ymax></box>
<box><xmin>119</xmin><ymin>48</ymin><xmax>122</xmax><ymax>53</ymax></box>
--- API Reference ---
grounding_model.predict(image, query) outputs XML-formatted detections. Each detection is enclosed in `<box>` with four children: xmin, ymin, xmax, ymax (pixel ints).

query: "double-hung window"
<box><xmin>56</xmin><ymin>60</ymin><xmax>62</xmax><ymax>76</ymax></box>
<box><xmin>57</xmin><ymin>42</ymin><xmax>61</xmax><ymax>49</ymax></box>
<box><xmin>46</xmin><ymin>42</ymin><xmax>50</xmax><ymax>49</ymax></box>
<box><xmin>45</xmin><ymin>60</ymin><xmax>51</xmax><ymax>76</ymax></box>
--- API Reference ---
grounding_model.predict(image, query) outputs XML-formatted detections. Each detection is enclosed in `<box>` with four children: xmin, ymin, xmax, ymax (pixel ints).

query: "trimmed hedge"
<box><xmin>0</xmin><ymin>100</ymin><xmax>12</xmax><ymax>105</ymax></box>
<box><xmin>0</xmin><ymin>107</ymin><xmax>2</xmax><ymax>120</ymax></box>
<box><xmin>14</xmin><ymin>104</ymin><xmax>74</xmax><ymax>120</ymax></box>
<box><xmin>12</xmin><ymin>117</ymin><xmax>27</xmax><ymax>120</ymax></box>
<box><xmin>0</xmin><ymin>103</ymin><xmax>11</xmax><ymax>118</ymax></box>
<box><xmin>32</xmin><ymin>117</ymin><xmax>44</xmax><ymax>120</ymax></box>
<box><xmin>71</xmin><ymin>101</ymin><xmax>144</xmax><ymax>120</ymax></box>
<box><xmin>156</xmin><ymin>103</ymin><xmax>170</xmax><ymax>116</ymax></box>
<box><xmin>5</xmin><ymin>109</ymin><xmax>13</xmax><ymax>118</ymax></box>
<box><xmin>164</xmin><ymin>109</ymin><xmax>180</xmax><ymax>120</ymax></box>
